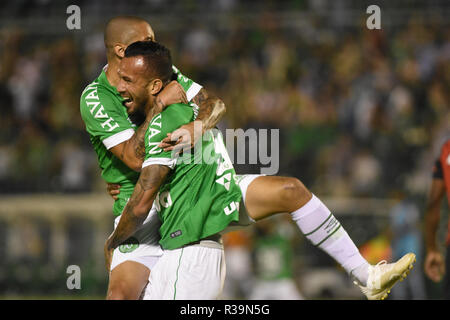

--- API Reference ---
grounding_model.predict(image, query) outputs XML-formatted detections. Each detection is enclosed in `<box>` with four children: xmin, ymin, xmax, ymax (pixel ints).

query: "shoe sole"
<box><xmin>379</xmin><ymin>253</ymin><xmax>416</xmax><ymax>300</ymax></box>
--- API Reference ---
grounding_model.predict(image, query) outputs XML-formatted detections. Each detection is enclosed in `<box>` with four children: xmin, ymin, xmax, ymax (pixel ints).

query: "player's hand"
<box><xmin>157</xmin><ymin>80</ymin><xmax>187</xmax><ymax>109</ymax></box>
<box><xmin>158</xmin><ymin>120</ymin><xmax>203</xmax><ymax>154</ymax></box>
<box><xmin>104</xmin><ymin>240</ymin><xmax>114</xmax><ymax>273</ymax></box>
<box><xmin>106</xmin><ymin>183</ymin><xmax>121</xmax><ymax>201</ymax></box>
<box><xmin>424</xmin><ymin>250</ymin><xmax>445</xmax><ymax>282</ymax></box>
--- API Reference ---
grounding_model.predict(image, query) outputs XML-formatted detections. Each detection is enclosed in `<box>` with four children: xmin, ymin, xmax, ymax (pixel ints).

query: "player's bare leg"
<box><xmin>107</xmin><ymin>261</ymin><xmax>150</xmax><ymax>300</ymax></box>
<box><xmin>243</xmin><ymin>176</ymin><xmax>312</xmax><ymax>220</ymax></box>
<box><xmin>244</xmin><ymin>175</ymin><xmax>415</xmax><ymax>300</ymax></box>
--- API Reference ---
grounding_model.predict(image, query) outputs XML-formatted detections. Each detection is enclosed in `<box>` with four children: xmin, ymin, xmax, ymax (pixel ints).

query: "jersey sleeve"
<box><xmin>142</xmin><ymin>107</ymin><xmax>188</xmax><ymax>170</ymax></box>
<box><xmin>172</xmin><ymin>65</ymin><xmax>202</xmax><ymax>101</ymax></box>
<box><xmin>80</xmin><ymin>85</ymin><xmax>135</xmax><ymax>150</ymax></box>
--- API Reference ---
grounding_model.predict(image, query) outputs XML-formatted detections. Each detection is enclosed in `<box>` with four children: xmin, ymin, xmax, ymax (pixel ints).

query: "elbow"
<box><xmin>215</xmin><ymin>99</ymin><xmax>226</xmax><ymax>116</ymax></box>
<box><xmin>128</xmin><ymin>158</ymin><xmax>143</xmax><ymax>172</ymax></box>
<box><xmin>131</xmin><ymin>163</ymin><xmax>142</xmax><ymax>172</ymax></box>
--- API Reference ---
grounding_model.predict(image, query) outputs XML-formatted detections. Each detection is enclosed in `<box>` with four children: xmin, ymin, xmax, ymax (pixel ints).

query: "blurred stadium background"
<box><xmin>0</xmin><ymin>0</ymin><xmax>448</xmax><ymax>299</ymax></box>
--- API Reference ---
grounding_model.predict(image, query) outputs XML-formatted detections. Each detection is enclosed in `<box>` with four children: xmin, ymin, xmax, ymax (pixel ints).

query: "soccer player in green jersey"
<box><xmin>104</xmin><ymin>41</ymin><xmax>243</xmax><ymax>299</ymax></box>
<box><xmin>80</xmin><ymin>16</ymin><xmax>226</xmax><ymax>300</ymax></box>
<box><xmin>105</xmin><ymin>41</ymin><xmax>417</xmax><ymax>300</ymax></box>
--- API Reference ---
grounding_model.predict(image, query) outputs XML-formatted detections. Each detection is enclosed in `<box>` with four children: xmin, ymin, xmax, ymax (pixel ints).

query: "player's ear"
<box><xmin>114</xmin><ymin>43</ymin><xmax>126</xmax><ymax>59</ymax></box>
<box><xmin>148</xmin><ymin>79</ymin><xmax>163</xmax><ymax>95</ymax></box>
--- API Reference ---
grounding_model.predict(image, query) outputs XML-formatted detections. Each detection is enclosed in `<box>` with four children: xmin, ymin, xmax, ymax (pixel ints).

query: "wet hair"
<box><xmin>124</xmin><ymin>41</ymin><xmax>173</xmax><ymax>84</ymax></box>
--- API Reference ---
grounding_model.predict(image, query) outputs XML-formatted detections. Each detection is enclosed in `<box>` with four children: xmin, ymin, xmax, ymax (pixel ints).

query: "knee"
<box><xmin>278</xmin><ymin>178</ymin><xmax>311</xmax><ymax>208</ymax></box>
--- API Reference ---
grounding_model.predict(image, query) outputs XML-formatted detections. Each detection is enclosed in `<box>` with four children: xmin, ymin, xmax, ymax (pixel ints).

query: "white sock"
<box><xmin>291</xmin><ymin>194</ymin><xmax>369</xmax><ymax>285</ymax></box>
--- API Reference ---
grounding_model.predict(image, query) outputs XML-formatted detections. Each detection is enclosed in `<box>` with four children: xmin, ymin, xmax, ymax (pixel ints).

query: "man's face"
<box><xmin>117</xmin><ymin>56</ymin><xmax>151</xmax><ymax>115</ymax></box>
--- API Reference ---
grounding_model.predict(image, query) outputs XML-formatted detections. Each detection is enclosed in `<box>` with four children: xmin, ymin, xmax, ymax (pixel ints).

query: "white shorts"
<box><xmin>221</xmin><ymin>174</ymin><xmax>264</xmax><ymax>233</ymax></box>
<box><xmin>110</xmin><ymin>204</ymin><xmax>163</xmax><ymax>271</ymax></box>
<box><xmin>143</xmin><ymin>238</ymin><xmax>225</xmax><ymax>300</ymax></box>
<box><xmin>235</xmin><ymin>174</ymin><xmax>264</xmax><ymax>204</ymax></box>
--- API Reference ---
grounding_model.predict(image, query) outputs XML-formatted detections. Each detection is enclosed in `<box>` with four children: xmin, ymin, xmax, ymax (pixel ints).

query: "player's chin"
<box><xmin>125</xmin><ymin>103</ymin><xmax>137</xmax><ymax>115</ymax></box>
<box><xmin>128</xmin><ymin>108</ymin><xmax>146</xmax><ymax>126</ymax></box>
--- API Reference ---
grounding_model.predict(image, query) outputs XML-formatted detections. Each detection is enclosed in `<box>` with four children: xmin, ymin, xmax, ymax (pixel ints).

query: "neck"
<box><xmin>143</xmin><ymin>95</ymin><xmax>161</xmax><ymax>120</ymax></box>
<box><xmin>105</xmin><ymin>57</ymin><xmax>121</xmax><ymax>87</ymax></box>
<box><xmin>145</xmin><ymin>96</ymin><xmax>156</xmax><ymax>114</ymax></box>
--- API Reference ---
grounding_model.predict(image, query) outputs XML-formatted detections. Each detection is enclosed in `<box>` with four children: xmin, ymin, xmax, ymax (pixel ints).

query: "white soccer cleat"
<box><xmin>355</xmin><ymin>252</ymin><xmax>416</xmax><ymax>300</ymax></box>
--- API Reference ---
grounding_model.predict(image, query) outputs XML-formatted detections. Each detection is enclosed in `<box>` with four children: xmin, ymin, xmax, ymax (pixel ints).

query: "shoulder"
<box><xmin>145</xmin><ymin>104</ymin><xmax>193</xmax><ymax>148</ymax></box>
<box><xmin>151</xmin><ymin>104</ymin><xmax>193</xmax><ymax>131</ymax></box>
<box><xmin>171</xmin><ymin>65</ymin><xmax>202</xmax><ymax>101</ymax></box>
<box><xmin>80</xmin><ymin>80</ymin><xmax>124</xmax><ymax>121</ymax></box>
<box><xmin>80</xmin><ymin>80</ymin><xmax>117</xmax><ymax>105</ymax></box>
<box><xmin>440</xmin><ymin>139</ymin><xmax>450</xmax><ymax>155</ymax></box>
<box><xmin>163</xmin><ymin>103</ymin><xmax>193</xmax><ymax>120</ymax></box>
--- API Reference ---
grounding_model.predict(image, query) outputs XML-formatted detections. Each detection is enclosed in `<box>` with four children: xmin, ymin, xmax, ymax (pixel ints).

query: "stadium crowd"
<box><xmin>0</xmin><ymin>2</ymin><xmax>448</xmax><ymax>199</ymax></box>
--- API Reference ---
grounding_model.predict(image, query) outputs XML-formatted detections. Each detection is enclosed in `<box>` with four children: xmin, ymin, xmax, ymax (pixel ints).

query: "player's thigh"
<box><xmin>107</xmin><ymin>261</ymin><xmax>150</xmax><ymax>300</ymax></box>
<box><xmin>244</xmin><ymin>175</ymin><xmax>311</xmax><ymax>220</ymax></box>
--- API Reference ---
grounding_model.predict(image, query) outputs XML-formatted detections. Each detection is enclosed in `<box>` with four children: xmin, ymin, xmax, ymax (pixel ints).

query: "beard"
<box><xmin>128</xmin><ymin>108</ymin><xmax>146</xmax><ymax>126</ymax></box>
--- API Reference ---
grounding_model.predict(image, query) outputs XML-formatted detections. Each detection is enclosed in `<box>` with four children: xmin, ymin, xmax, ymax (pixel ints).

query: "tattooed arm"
<box><xmin>158</xmin><ymin>88</ymin><xmax>226</xmax><ymax>152</ymax></box>
<box><xmin>193</xmin><ymin>88</ymin><xmax>226</xmax><ymax>132</ymax></box>
<box><xmin>104</xmin><ymin>164</ymin><xmax>171</xmax><ymax>270</ymax></box>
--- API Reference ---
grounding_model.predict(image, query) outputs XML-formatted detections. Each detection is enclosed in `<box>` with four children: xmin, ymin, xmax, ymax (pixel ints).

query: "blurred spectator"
<box><xmin>222</xmin><ymin>230</ymin><xmax>254</xmax><ymax>299</ymax></box>
<box><xmin>0</xmin><ymin>1</ymin><xmax>447</xmax><ymax>199</ymax></box>
<box><xmin>249</xmin><ymin>216</ymin><xmax>304</xmax><ymax>300</ymax></box>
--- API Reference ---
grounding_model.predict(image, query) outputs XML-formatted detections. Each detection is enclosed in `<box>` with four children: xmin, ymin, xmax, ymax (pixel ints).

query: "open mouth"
<box><xmin>122</xmin><ymin>97</ymin><xmax>133</xmax><ymax>108</ymax></box>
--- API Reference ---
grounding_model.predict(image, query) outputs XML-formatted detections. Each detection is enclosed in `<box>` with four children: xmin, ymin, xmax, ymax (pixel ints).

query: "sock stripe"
<box><xmin>315</xmin><ymin>224</ymin><xmax>342</xmax><ymax>247</ymax></box>
<box><xmin>304</xmin><ymin>212</ymin><xmax>333</xmax><ymax>236</ymax></box>
<box><xmin>291</xmin><ymin>195</ymin><xmax>369</xmax><ymax>278</ymax></box>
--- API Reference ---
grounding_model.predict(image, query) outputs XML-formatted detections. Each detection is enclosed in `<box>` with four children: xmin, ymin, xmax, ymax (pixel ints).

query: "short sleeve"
<box><xmin>172</xmin><ymin>65</ymin><xmax>203</xmax><ymax>101</ymax></box>
<box><xmin>142</xmin><ymin>105</ymin><xmax>194</xmax><ymax>170</ymax></box>
<box><xmin>142</xmin><ymin>111</ymin><xmax>177</xmax><ymax>170</ymax></box>
<box><xmin>80</xmin><ymin>84</ymin><xmax>135</xmax><ymax>149</ymax></box>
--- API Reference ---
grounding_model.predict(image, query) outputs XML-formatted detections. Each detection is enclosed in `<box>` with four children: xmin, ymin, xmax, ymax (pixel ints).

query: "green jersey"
<box><xmin>143</xmin><ymin>104</ymin><xmax>242</xmax><ymax>250</ymax></box>
<box><xmin>80</xmin><ymin>66</ymin><xmax>201</xmax><ymax>216</ymax></box>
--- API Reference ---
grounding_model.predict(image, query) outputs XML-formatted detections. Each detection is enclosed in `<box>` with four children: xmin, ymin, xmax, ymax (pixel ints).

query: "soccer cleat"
<box><xmin>355</xmin><ymin>252</ymin><xmax>416</xmax><ymax>300</ymax></box>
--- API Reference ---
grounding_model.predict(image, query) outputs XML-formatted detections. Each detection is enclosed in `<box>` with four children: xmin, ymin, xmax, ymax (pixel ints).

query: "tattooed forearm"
<box><xmin>199</xmin><ymin>99</ymin><xmax>225</xmax><ymax>131</ymax></box>
<box><xmin>192</xmin><ymin>89</ymin><xmax>226</xmax><ymax>132</ymax></box>
<box><xmin>191</xmin><ymin>89</ymin><xmax>209</xmax><ymax>111</ymax></box>
<box><xmin>138</xmin><ymin>164</ymin><xmax>170</xmax><ymax>191</ymax></box>
<box><xmin>107</xmin><ymin>182</ymin><xmax>146</xmax><ymax>249</ymax></box>
<box><xmin>106</xmin><ymin>164</ymin><xmax>170</xmax><ymax>250</ymax></box>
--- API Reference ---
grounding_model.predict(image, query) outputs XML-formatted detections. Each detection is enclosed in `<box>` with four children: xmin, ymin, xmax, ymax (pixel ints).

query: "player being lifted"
<box><xmin>80</xmin><ymin>16</ymin><xmax>225</xmax><ymax>300</ymax></box>
<box><xmin>105</xmin><ymin>40</ymin><xmax>416</xmax><ymax>300</ymax></box>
